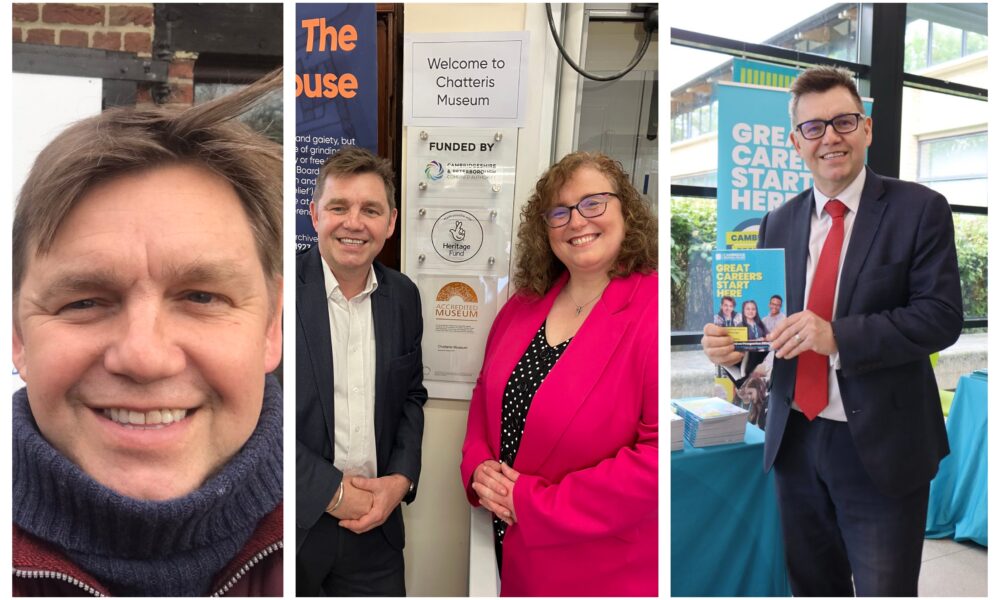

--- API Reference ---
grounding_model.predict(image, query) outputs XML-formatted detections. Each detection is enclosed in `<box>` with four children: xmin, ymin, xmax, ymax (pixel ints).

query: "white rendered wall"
<box><xmin>400</xmin><ymin>3</ymin><xmax>567</xmax><ymax>595</ymax></box>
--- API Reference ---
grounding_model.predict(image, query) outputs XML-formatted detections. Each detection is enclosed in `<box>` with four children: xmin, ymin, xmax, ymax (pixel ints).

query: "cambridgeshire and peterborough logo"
<box><xmin>424</xmin><ymin>160</ymin><xmax>445</xmax><ymax>181</ymax></box>
<box><xmin>434</xmin><ymin>282</ymin><xmax>479</xmax><ymax>320</ymax></box>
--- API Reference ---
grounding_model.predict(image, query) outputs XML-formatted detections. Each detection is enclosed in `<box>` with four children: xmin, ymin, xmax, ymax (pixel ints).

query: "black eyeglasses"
<box><xmin>543</xmin><ymin>193</ymin><xmax>617</xmax><ymax>228</ymax></box>
<box><xmin>795</xmin><ymin>113</ymin><xmax>864</xmax><ymax>140</ymax></box>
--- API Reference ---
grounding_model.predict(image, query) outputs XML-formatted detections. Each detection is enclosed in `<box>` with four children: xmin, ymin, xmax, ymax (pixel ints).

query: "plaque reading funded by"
<box><xmin>408</xmin><ymin>128</ymin><xmax>518</xmax><ymax>205</ymax></box>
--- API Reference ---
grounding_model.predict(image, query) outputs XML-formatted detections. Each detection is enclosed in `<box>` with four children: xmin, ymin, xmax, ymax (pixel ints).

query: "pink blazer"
<box><xmin>461</xmin><ymin>271</ymin><xmax>658</xmax><ymax>597</ymax></box>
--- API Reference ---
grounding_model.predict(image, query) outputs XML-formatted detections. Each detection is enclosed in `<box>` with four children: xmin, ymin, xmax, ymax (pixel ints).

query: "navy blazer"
<box><xmin>759</xmin><ymin>167</ymin><xmax>963</xmax><ymax>497</ymax></box>
<box><xmin>295</xmin><ymin>246</ymin><xmax>427</xmax><ymax>553</ymax></box>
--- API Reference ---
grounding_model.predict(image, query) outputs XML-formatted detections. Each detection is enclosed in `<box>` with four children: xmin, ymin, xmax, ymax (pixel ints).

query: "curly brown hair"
<box><xmin>513</xmin><ymin>152</ymin><xmax>657</xmax><ymax>297</ymax></box>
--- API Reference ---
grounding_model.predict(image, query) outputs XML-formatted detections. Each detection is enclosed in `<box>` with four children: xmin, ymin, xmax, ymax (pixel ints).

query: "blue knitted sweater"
<box><xmin>12</xmin><ymin>375</ymin><xmax>283</xmax><ymax>596</ymax></box>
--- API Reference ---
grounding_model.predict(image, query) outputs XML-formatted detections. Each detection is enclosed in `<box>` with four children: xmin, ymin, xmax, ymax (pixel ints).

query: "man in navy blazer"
<box><xmin>296</xmin><ymin>147</ymin><xmax>426</xmax><ymax>596</ymax></box>
<box><xmin>703</xmin><ymin>67</ymin><xmax>962</xmax><ymax>596</ymax></box>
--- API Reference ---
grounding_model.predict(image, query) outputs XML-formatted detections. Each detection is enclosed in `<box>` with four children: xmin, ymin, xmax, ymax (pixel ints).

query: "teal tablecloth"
<box><xmin>671</xmin><ymin>423</ymin><xmax>791</xmax><ymax>596</ymax></box>
<box><xmin>926</xmin><ymin>371</ymin><xmax>988</xmax><ymax>546</ymax></box>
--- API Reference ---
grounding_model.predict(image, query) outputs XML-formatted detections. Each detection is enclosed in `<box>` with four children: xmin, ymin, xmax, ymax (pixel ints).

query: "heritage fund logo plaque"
<box><xmin>431</xmin><ymin>210</ymin><xmax>484</xmax><ymax>263</ymax></box>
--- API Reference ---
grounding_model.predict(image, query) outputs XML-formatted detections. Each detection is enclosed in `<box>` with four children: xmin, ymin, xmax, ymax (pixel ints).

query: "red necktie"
<box><xmin>794</xmin><ymin>199</ymin><xmax>847</xmax><ymax>420</ymax></box>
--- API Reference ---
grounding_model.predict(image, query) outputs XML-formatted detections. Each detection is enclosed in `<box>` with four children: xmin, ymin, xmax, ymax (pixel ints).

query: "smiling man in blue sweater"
<box><xmin>12</xmin><ymin>71</ymin><xmax>285</xmax><ymax>596</ymax></box>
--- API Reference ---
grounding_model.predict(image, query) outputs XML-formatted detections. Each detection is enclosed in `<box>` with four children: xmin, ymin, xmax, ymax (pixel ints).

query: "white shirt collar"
<box><xmin>321</xmin><ymin>258</ymin><xmax>378</xmax><ymax>302</ymax></box>
<box><xmin>813</xmin><ymin>167</ymin><xmax>866</xmax><ymax>218</ymax></box>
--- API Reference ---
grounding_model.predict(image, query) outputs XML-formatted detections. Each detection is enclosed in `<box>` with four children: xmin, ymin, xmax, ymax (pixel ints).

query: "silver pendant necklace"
<box><xmin>568</xmin><ymin>287</ymin><xmax>605</xmax><ymax>316</ymax></box>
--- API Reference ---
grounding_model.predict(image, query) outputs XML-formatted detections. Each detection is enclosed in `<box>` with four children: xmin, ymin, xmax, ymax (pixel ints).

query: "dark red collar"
<box><xmin>14</xmin><ymin>504</ymin><xmax>283</xmax><ymax>596</ymax></box>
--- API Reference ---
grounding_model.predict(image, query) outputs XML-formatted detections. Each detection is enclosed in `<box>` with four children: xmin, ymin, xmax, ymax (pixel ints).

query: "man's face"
<box><xmin>769</xmin><ymin>298</ymin><xmax>782</xmax><ymax>316</ymax></box>
<box><xmin>310</xmin><ymin>173</ymin><xmax>397</xmax><ymax>281</ymax></box>
<box><xmin>13</xmin><ymin>164</ymin><xmax>283</xmax><ymax>501</ymax></box>
<box><xmin>722</xmin><ymin>299</ymin><xmax>734</xmax><ymax>316</ymax></box>
<box><xmin>790</xmin><ymin>86</ymin><xmax>872</xmax><ymax>198</ymax></box>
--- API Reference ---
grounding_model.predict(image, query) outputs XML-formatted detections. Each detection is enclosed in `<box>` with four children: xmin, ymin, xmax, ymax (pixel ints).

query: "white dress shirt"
<box><xmin>792</xmin><ymin>167</ymin><xmax>867</xmax><ymax>421</ymax></box>
<box><xmin>323</xmin><ymin>260</ymin><xmax>379</xmax><ymax>478</ymax></box>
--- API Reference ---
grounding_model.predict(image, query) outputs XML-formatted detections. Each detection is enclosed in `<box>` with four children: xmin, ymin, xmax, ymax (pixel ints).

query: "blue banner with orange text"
<box><xmin>295</xmin><ymin>3</ymin><xmax>378</xmax><ymax>250</ymax></box>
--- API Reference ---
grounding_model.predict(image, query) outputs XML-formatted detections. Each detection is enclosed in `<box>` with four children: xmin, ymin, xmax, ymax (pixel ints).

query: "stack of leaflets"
<box><xmin>670</xmin><ymin>410</ymin><xmax>685</xmax><ymax>452</ymax></box>
<box><xmin>671</xmin><ymin>397</ymin><xmax>748</xmax><ymax>448</ymax></box>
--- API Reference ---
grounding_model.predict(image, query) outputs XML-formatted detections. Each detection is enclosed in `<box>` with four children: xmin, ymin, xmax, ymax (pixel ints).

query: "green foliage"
<box><xmin>904</xmin><ymin>19</ymin><xmax>929</xmax><ymax>71</ymax></box>
<box><xmin>954</xmin><ymin>214</ymin><xmax>987</xmax><ymax>317</ymax></box>
<box><xmin>966</xmin><ymin>32</ymin><xmax>988</xmax><ymax>55</ymax></box>
<box><xmin>930</xmin><ymin>23</ymin><xmax>963</xmax><ymax>65</ymax></box>
<box><xmin>670</xmin><ymin>198</ymin><xmax>716</xmax><ymax>331</ymax></box>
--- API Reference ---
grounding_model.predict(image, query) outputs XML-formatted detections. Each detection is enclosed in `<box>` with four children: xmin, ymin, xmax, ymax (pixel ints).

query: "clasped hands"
<box><xmin>326</xmin><ymin>473</ymin><xmax>410</xmax><ymax>534</ymax></box>
<box><xmin>701</xmin><ymin>309</ymin><xmax>838</xmax><ymax>365</ymax></box>
<box><xmin>471</xmin><ymin>460</ymin><xmax>520</xmax><ymax>526</ymax></box>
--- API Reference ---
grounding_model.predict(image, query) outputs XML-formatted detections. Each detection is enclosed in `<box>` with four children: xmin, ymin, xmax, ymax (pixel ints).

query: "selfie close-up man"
<box><xmin>11</xmin><ymin>71</ymin><xmax>284</xmax><ymax>596</ymax></box>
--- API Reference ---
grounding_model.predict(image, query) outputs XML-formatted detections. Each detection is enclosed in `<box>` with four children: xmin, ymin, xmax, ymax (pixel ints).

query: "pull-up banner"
<box><xmin>295</xmin><ymin>3</ymin><xmax>378</xmax><ymax>250</ymax></box>
<box><xmin>733</xmin><ymin>58</ymin><xmax>801</xmax><ymax>88</ymax></box>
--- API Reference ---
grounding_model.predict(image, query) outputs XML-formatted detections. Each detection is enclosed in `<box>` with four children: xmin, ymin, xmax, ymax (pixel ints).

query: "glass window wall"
<box><xmin>904</xmin><ymin>3</ymin><xmax>988</xmax><ymax>82</ymax></box>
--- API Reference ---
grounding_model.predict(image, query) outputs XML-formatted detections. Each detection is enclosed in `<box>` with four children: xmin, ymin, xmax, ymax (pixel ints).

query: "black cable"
<box><xmin>545</xmin><ymin>3</ymin><xmax>653</xmax><ymax>82</ymax></box>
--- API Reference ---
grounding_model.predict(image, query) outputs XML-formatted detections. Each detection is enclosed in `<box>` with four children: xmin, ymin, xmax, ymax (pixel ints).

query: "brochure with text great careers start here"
<box><xmin>710</xmin><ymin>248</ymin><xmax>785</xmax><ymax>430</ymax></box>
<box><xmin>710</xmin><ymin>248</ymin><xmax>786</xmax><ymax>353</ymax></box>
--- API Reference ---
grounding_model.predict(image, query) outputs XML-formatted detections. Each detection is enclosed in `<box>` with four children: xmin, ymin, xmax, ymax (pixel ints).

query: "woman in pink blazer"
<box><xmin>461</xmin><ymin>152</ymin><xmax>658</xmax><ymax>596</ymax></box>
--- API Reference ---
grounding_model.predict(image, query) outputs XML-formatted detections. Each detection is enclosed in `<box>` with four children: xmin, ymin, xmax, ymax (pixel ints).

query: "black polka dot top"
<box><xmin>493</xmin><ymin>320</ymin><xmax>572</xmax><ymax>573</ymax></box>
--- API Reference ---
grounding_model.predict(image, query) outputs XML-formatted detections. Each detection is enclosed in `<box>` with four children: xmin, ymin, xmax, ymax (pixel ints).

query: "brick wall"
<box><xmin>13</xmin><ymin>3</ymin><xmax>194</xmax><ymax>107</ymax></box>
<box><xmin>14</xmin><ymin>4</ymin><xmax>153</xmax><ymax>55</ymax></box>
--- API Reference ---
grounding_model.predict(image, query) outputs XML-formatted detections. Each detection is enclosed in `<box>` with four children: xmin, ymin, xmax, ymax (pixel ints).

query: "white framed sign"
<box><xmin>403</xmin><ymin>127</ymin><xmax>519</xmax><ymax>399</ymax></box>
<box><xmin>404</xmin><ymin>31</ymin><xmax>530</xmax><ymax>127</ymax></box>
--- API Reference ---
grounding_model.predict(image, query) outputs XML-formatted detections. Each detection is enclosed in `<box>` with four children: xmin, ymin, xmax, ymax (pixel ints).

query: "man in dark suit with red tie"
<box><xmin>703</xmin><ymin>66</ymin><xmax>963</xmax><ymax>596</ymax></box>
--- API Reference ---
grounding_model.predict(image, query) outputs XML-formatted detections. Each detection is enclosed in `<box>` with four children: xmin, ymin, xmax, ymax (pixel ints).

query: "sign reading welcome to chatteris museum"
<box><xmin>404</xmin><ymin>31</ymin><xmax>530</xmax><ymax>127</ymax></box>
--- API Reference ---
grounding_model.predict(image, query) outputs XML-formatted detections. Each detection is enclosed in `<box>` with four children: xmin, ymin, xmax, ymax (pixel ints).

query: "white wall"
<box><xmin>401</xmin><ymin>4</ymin><xmax>547</xmax><ymax>596</ymax></box>
<box><xmin>399</xmin><ymin>5</ymin><xmax>647</xmax><ymax>593</ymax></box>
<box><xmin>11</xmin><ymin>73</ymin><xmax>102</xmax><ymax>393</ymax></box>
<box><xmin>12</xmin><ymin>73</ymin><xmax>102</xmax><ymax>201</ymax></box>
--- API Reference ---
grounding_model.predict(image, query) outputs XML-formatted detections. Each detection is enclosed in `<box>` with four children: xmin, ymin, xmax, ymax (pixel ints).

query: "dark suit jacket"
<box><xmin>295</xmin><ymin>246</ymin><xmax>426</xmax><ymax>553</ymax></box>
<box><xmin>758</xmin><ymin>167</ymin><xmax>963</xmax><ymax>497</ymax></box>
